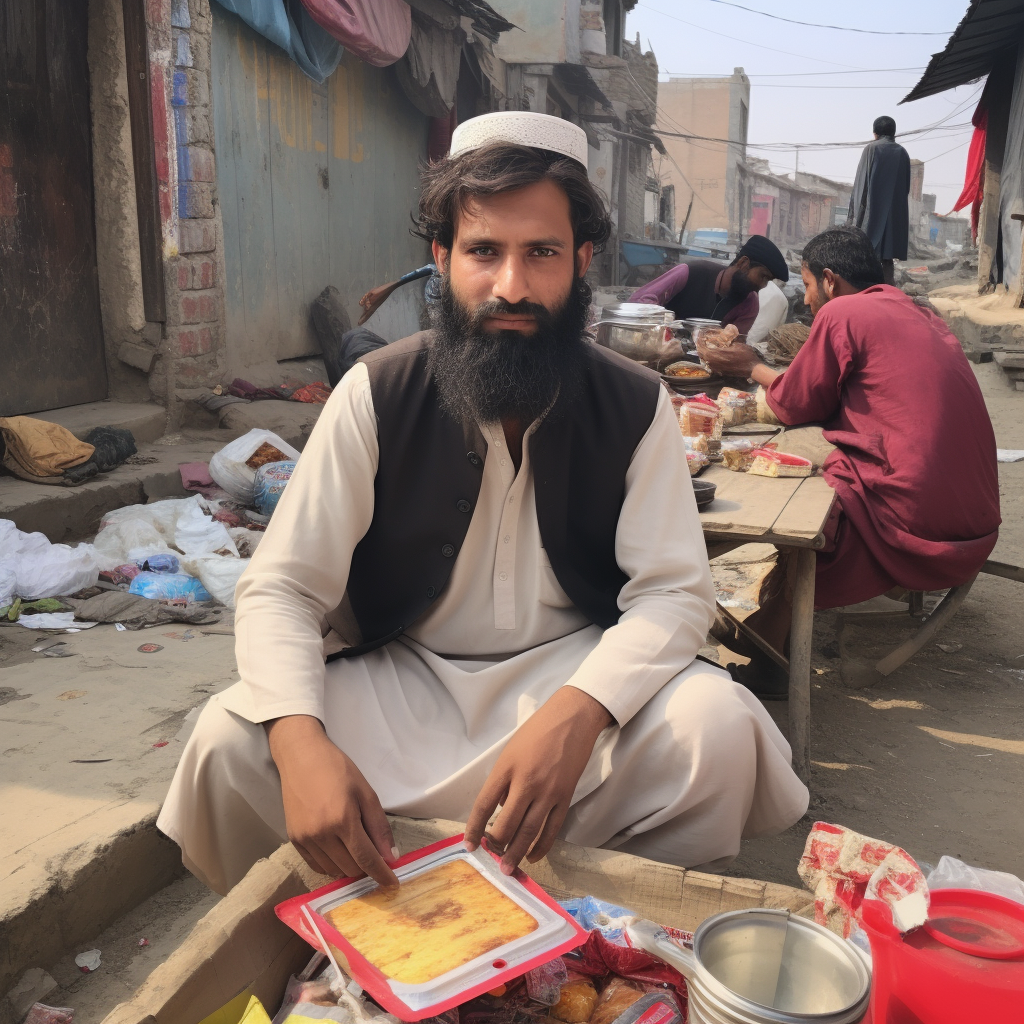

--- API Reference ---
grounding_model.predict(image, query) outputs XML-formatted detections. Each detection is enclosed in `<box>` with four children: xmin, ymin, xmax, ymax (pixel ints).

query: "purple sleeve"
<box><xmin>722</xmin><ymin>292</ymin><xmax>760</xmax><ymax>336</ymax></box>
<box><xmin>628</xmin><ymin>263</ymin><xmax>690</xmax><ymax>306</ymax></box>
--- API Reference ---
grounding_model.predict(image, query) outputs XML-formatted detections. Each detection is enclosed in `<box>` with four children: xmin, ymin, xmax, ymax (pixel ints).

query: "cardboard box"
<box><xmin>102</xmin><ymin>818</ymin><xmax>813</xmax><ymax>1024</ymax></box>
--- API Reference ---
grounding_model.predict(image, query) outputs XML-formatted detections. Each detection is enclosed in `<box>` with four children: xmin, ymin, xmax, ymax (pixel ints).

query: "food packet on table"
<box><xmin>721</xmin><ymin>439</ymin><xmax>758</xmax><ymax>472</ymax></box>
<box><xmin>678</xmin><ymin>394</ymin><xmax>722</xmax><ymax>440</ymax></box>
<box><xmin>716</xmin><ymin>387</ymin><xmax>757</xmax><ymax>427</ymax></box>
<box><xmin>747</xmin><ymin>447</ymin><xmax>813</xmax><ymax>479</ymax></box>
<box><xmin>683</xmin><ymin>441</ymin><xmax>709</xmax><ymax>477</ymax></box>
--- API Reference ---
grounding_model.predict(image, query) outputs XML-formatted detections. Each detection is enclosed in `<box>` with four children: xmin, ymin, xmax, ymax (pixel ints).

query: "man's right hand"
<box><xmin>266</xmin><ymin>715</ymin><xmax>399</xmax><ymax>889</ymax></box>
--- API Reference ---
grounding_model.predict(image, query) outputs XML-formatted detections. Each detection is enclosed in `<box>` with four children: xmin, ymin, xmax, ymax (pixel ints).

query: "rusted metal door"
<box><xmin>0</xmin><ymin>0</ymin><xmax>107</xmax><ymax>416</ymax></box>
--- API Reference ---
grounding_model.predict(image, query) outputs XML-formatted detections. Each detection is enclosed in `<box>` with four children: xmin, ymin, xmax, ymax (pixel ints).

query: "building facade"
<box><xmin>655</xmin><ymin>70</ymin><xmax>750</xmax><ymax>242</ymax></box>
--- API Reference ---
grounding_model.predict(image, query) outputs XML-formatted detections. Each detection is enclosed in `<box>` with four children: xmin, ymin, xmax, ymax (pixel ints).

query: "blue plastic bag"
<box><xmin>129</xmin><ymin>572</ymin><xmax>212</xmax><ymax>604</ymax></box>
<box><xmin>253</xmin><ymin>460</ymin><xmax>296</xmax><ymax>517</ymax></box>
<box><xmin>136</xmin><ymin>553</ymin><xmax>180</xmax><ymax>574</ymax></box>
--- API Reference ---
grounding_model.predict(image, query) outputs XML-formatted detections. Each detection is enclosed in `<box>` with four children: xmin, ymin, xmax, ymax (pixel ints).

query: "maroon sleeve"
<box><xmin>628</xmin><ymin>263</ymin><xmax>690</xmax><ymax>305</ymax></box>
<box><xmin>722</xmin><ymin>293</ymin><xmax>759</xmax><ymax>335</ymax></box>
<box><xmin>765</xmin><ymin>308</ymin><xmax>851</xmax><ymax>425</ymax></box>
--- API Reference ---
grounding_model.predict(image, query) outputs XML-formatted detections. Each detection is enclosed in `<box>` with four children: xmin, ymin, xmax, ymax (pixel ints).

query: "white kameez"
<box><xmin>158</xmin><ymin>363</ymin><xmax>808</xmax><ymax>894</ymax></box>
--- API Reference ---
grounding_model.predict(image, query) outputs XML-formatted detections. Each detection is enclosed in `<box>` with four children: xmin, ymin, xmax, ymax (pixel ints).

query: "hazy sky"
<box><xmin>626</xmin><ymin>0</ymin><xmax>982</xmax><ymax>214</ymax></box>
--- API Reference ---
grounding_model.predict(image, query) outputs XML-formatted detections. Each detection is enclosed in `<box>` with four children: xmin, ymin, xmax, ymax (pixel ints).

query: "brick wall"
<box><xmin>147</xmin><ymin>0</ymin><xmax>226</xmax><ymax>417</ymax></box>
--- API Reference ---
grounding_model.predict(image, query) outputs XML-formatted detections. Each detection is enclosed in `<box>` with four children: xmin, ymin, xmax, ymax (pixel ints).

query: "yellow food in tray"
<box><xmin>324</xmin><ymin>859</ymin><xmax>538</xmax><ymax>985</ymax></box>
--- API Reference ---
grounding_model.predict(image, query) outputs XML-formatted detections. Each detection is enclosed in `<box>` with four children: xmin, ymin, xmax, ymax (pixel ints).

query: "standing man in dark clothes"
<box><xmin>848</xmin><ymin>116</ymin><xmax>911</xmax><ymax>285</ymax></box>
<box><xmin>629</xmin><ymin>235</ymin><xmax>789</xmax><ymax>336</ymax></box>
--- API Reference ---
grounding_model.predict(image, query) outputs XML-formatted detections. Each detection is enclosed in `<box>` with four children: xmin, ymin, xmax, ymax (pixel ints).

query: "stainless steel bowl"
<box><xmin>596</xmin><ymin>303</ymin><xmax>676</xmax><ymax>361</ymax></box>
<box><xmin>628</xmin><ymin>912</ymin><xmax>871</xmax><ymax>1024</ymax></box>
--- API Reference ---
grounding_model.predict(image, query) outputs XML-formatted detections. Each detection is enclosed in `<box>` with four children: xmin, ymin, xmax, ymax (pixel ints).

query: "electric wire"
<box><xmin>689</xmin><ymin>0</ymin><xmax>951</xmax><ymax>35</ymax></box>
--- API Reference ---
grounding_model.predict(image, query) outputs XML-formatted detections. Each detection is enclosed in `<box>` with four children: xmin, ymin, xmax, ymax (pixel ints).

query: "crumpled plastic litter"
<box><xmin>0</xmin><ymin>566</ymin><xmax>16</xmax><ymax>607</ymax></box>
<box><xmin>927</xmin><ymin>855</ymin><xmax>1024</xmax><ymax>905</ymax></box>
<box><xmin>23</xmin><ymin>1004</ymin><xmax>75</xmax><ymax>1024</ymax></box>
<box><xmin>15</xmin><ymin>612</ymin><xmax>79</xmax><ymax>630</ymax></box>
<box><xmin>136</xmin><ymin>553</ymin><xmax>180</xmax><ymax>574</ymax></box>
<box><xmin>209</xmin><ymin>429</ymin><xmax>300</xmax><ymax>505</ymax></box>
<box><xmin>66</xmin><ymin>592</ymin><xmax>222</xmax><ymax>629</ymax></box>
<box><xmin>75</xmin><ymin>948</ymin><xmax>101</xmax><ymax>972</ymax></box>
<box><xmin>182</xmin><ymin>556</ymin><xmax>250</xmax><ymax>609</ymax></box>
<box><xmin>174</xmin><ymin>501</ymin><xmax>239</xmax><ymax>558</ymax></box>
<box><xmin>525</xmin><ymin>957</ymin><xmax>568</xmax><ymax>1005</ymax></box>
<box><xmin>798</xmin><ymin>821</ymin><xmax>929</xmax><ymax>937</ymax></box>
<box><xmin>129</xmin><ymin>572</ymin><xmax>213</xmax><ymax>604</ymax></box>
<box><xmin>0</xmin><ymin>520</ymin><xmax>100</xmax><ymax>600</ymax></box>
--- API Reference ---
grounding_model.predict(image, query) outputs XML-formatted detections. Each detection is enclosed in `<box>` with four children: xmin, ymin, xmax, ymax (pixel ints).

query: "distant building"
<box><xmin>737</xmin><ymin>159</ymin><xmax>837</xmax><ymax>250</ymax></box>
<box><xmin>655</xmin><ymin>70</ymin><xmax>750</xmax><ymax>242</ymax></box>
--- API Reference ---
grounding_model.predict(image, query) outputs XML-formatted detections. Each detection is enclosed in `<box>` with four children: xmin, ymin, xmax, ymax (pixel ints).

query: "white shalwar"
<box><xmin>158</xmin><ymin>363</ymin><xmax>809</xmax><ymax>895</ymax></box>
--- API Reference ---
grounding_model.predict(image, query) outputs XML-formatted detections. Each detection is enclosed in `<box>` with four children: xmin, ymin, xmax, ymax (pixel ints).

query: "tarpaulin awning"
<box><xmin>300</xmin><ymin>0</ymin><xmax>411</xmax><ymax>67</ymax></box>
<box><xmin>396</xmin><ymin>7</ymin><xmax>465</xmax><ymax>117</ymax></box>
<box><xmin>408</xmin><ymin>0</ymin><xmax>516</xmax><ymax>43</ymax></box>
<box><xmin>211</xmin><ymin>0</ymin><xmax>343</xmax><ymax>84</ymax></box>
<box><xmin>902</xmin><ymin>0</ymin><xmax>1024</xmax><ymax>103</ymax></box>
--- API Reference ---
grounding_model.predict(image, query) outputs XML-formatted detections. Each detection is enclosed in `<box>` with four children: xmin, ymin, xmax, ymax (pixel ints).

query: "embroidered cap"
<box><xmin>449</xmin><ymin>111</ymin><xmax>589</xmax><ymax>169</ymax></box>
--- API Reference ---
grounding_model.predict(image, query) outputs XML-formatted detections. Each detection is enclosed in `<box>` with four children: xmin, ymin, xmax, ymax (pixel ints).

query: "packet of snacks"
<box><xmin>678</xmin><ymin>395</ymin><xmax>722</xmax><ymax>440</ymax></box>
<box><xmin>716</xmin><ymin>388</ymin><xmax>757</xmax><ymax>427</ymax></box>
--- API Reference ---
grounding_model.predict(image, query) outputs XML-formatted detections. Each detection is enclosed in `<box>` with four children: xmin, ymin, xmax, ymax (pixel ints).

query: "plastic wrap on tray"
<box><xmin>720</xmin><ymin>439</ymin><xmax>761</xmax><ymax>473</ymax></box>
<box><xmin>716</xmin><ymin>387</ymin><xmax>757</xmax><ymax>427</ymax></box>
<box><xmin>682</xmin><ymin>439</ymin><xmax>709</xmax><ymax>477</ymax></box>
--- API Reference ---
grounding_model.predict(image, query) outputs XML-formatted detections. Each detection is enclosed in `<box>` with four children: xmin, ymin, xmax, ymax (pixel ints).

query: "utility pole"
<box><xmin>795</xmin><ymin>146</ymin><xmax>800</xmax><ymax>178</ymax></box>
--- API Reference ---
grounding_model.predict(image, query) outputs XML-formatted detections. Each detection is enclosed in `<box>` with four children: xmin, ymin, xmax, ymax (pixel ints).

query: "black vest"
<box><xmin>330</xmin><ymin>332</ymin><xmax>661</xmax><ymax>660</ymax></box>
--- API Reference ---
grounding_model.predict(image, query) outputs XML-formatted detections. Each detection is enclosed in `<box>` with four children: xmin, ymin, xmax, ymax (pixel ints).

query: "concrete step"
<box><xmin>24</xmin><ymin>402</ymin><xmax>168</xmax><ymax>446</ymax></box>
<box><xmin>0</xmin><ymin>434</ymin><xmax>227</xmax><ymax>544</ymax></box>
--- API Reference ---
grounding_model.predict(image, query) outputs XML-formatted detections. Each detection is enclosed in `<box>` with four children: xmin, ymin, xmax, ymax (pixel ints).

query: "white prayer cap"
<box><xmin>449</xmin><ymin>112</ymin><xmax>589</xmax><ymax>169</ymax></box>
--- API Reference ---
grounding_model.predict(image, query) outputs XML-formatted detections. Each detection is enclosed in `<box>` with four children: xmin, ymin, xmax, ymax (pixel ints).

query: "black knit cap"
<box><xmin>738</xmin><ymin>234</ymin><xmax>789</xmax><ymax>282</ymax></box>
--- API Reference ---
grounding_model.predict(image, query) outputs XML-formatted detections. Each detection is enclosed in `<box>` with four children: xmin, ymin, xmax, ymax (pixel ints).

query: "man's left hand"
<box><xmin>465</xmin><ymin>686</ymin><xmax>613</xmax><ymax>874</ymax></box>
<box><xmin>697</xmin><ymin>338</ymin><xmax>763</xmax><ymax>379</ymax></box>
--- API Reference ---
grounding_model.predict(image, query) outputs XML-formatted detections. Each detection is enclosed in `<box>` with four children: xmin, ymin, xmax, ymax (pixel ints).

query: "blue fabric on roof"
<box><xmin>212</xmin><ymin>0</ymin><xmax>343</xmax><ymax>84</ymax></box>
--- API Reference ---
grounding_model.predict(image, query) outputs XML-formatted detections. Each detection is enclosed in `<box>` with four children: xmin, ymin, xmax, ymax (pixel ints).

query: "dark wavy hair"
<box><xmin>415</xmin><ymin>142</ymin><xmax>612</xmax><ymax>253</ymax></box>
<box><xmin>802</xmin><ymin>226</ymin><xmax>884</xmax><ymax>291</ymax></box>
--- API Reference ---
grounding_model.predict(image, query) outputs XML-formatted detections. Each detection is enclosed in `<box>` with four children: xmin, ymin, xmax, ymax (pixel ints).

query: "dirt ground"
<box><xmin>727</xmin><ymin>358</ymin><xmax>1024</xmax><ymax>887</ymax></box>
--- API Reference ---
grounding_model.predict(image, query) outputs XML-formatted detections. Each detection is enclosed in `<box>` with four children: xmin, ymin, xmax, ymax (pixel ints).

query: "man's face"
<box><xmin>801</xmin><ymin>264</ymin><xmax>827</xmax><ymax>316</ymax></box>
<box><xmin>432</xmin><ymin>179</ymin><xmax>593</xmax><ymax>329</ymax></box>
<box><xmin>427</xmin><ymin>178</ymin><xmax>596</xmax><ymax>426</ymax></box>
<box><xmin>726</xmin><ymin>257</ymin><xmax>774</xmax><ymax>303</ymax></box>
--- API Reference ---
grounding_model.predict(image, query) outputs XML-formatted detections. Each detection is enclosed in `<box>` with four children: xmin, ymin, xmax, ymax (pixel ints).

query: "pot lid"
<box><xmin>923</xmin><ymin>889</ymin><xmax>1024</xmax><ymax>960</ymax></box>
<box><xmin>601</xmin><ymin>302</ymin><xmax>670</xmax><ymax>320</ymax></box>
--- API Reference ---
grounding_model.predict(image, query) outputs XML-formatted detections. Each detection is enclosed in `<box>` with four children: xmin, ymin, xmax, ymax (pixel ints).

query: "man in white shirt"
<box><xmin>747</xmin><ymin>280</ymin><xmax>789</xmax><ymax>352</ymax></box>
<box><xmin>158</xmin><ymin>113</ymin><xmax>808</xmax><ymax>896</ymax></box>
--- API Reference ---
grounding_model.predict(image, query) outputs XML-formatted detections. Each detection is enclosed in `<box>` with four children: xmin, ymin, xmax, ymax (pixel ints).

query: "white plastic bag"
<box><xmin>228</xmin><ymin>526</ymin><xmax>264</xmax><ymax>558</ymax></box>
<box><xmin>927</xmin><ymin>856</ymin><xmax>1024</xmax><ymax>905</ymax></box>
<box><xmin>0</xmin><ymin>565</ymin><xmax>16</xmax><ymax>606</ymax></box>
<box><xmin>174</xmin><ymin>501</ymin><xmax>239</xmax><ymax>558</ymax></box>
<box><xmin>209</xmin><ymin>429</ymin><xmax>300</xmax><ymax>504</ymax></box>
<box><xmin>0</xmin><ymin>520</ymin><xmax>99</xmax><ymax>599</ymax></box>
<box><xmin>183</xmin><ymin>555</ymin><xmax>250</xmax><ymax>608</ymax></box>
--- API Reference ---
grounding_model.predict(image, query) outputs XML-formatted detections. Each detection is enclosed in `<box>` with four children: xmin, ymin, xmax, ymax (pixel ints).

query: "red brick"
<box><xmin>174</xmin><ymin>326</ymin><xmax>214</xmax><ymax>357</ymax></box>
<box><xmin>198</xmin><ymin>294</ymin><xmax>217</xmax><ymax>320</ymax></box>
<box><xmin>197</xmin><ymin>258</ymin><xmax>215</xmax><ymax>289</ymax></box>
<box><xmin>176</xmin><ymin>263</ymin><xmax>191</xmax><ymax>290</ymax></box>
<box><xmin>178</xmin><ymin>218</ymin><xmax>216</xmax><ymax>253</ymax></box>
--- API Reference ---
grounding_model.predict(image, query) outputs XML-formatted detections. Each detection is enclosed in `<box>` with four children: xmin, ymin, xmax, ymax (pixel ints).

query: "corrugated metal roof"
<box><xmin>902</xmin><ymin>0</ymin><xmax>1024</xmax><ymax>103</ymax></box>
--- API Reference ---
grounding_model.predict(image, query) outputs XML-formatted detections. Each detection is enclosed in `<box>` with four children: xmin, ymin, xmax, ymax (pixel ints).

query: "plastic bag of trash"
<box><xmin>182</xmin><ymin>555</ymin><xmax>250</xmax><ymax>608</ymax></box>
<box><xmin>209</xmin><ymin>429</ymin><xmax>300</xmax><ymax>505</ymax></box>
<box><xmin>129</xmin><ymin>572</ymin><xmax>213</xmax><ymax>604</ymax></box>
<box><xmin>0</xmin><ymin>520</ymin><xmax>100</xmax><ymax>599</ymax></box>
<box><xmin>254</xmin><ymin>460</ymin><xmax>296</xmax><ymax>516</ymax></box>
<box><xmin>136</xmin><ymin>553</ymin><xmax>180</xmax><ymax>574</ymax></box>
<box><xmin>0</xmin><ymin>565</ymin><xmax>15</xmax><ymax>607</ymax></box>
<box><xmin>174</xmin><ymin>500</ymin><xmax>239</xmax><ymax>558</ymax></box>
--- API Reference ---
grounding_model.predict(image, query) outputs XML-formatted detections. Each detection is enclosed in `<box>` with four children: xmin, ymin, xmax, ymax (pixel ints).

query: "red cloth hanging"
<box><xmin>299</xmin><ymin>0</ymin><xmax>411</xmax><ymax>67</ymax></box>
<box><xmin>951</xmin><ymin>101</ymin><xmax>987</xmax><ymax>242</ymax></box>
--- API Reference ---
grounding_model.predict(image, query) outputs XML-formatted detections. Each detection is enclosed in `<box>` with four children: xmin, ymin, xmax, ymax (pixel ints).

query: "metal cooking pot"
<box><xmin>595</xmin><ymin>302</ymin><xmax>678</xmax><ymax>362</ymax></box>
<box><xmin>628</xmin><ymin>912</ymin><xmax>870</xmax><ymax>1024</ymax></box>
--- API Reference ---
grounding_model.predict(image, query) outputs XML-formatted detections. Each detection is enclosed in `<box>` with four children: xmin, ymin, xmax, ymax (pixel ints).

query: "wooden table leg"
<box><xmin>788</xmin><ymin>547</ymin><xmax>817</xmax><ymax>784</ymax></box>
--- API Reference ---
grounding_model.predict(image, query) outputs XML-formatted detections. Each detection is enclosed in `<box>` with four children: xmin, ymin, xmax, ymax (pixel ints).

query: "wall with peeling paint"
<box><xmin>211</xmin><ymin>6</ymin><xmax>431</xmax><ymax>375</ymax></box>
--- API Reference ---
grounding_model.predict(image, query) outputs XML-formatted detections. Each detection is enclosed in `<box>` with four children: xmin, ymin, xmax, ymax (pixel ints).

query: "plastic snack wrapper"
<box><xmin>23</xmin><ymin>1007</ymin><xmax>75</xmax><ymax>1024</ymax></box>
<box><xmin>716</xmin><ymin>387</ymin><xmax>757</xmax><ymax>427</ymax></box>
<box><xmin>678</xmin><ymin>395</ymin><xmax>722</xmax><ymax>440</ymax></box>
<box><xmin>747</xmin><ymin>447</ymin><xmax>813</xmax><ymax>479</ymax></box>
<box><xmin>524</xmin><ymin>958</ymin><xmax>568</xmax><ymax>1005</ymax></box>
<box><xmin>798</xmin><ymin>822</ymin><xmax>929</xmax><ymax>938</ymax></box>
<box><xmin>720</xmin><ymin>439</ymin><xmax>760</xmax><ymax>472</ymax></box>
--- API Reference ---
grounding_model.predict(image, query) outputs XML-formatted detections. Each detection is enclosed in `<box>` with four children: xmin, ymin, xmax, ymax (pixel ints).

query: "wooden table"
<box><xmin>698</xmin><ymin>432</ymin><xmax>837</xmax><ymax>783</ymax></box>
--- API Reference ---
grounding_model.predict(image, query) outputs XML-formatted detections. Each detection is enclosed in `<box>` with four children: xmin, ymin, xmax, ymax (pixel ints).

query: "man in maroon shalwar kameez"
<box><xmin>700</xmin><ymin>226</ymin><xmax>1000</xmax><ymax>694</ymax></box>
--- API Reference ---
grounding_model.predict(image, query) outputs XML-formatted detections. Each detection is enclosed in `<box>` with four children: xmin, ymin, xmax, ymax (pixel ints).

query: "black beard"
<box><xmin>726</xmin><ymin>268</ymin><xmax>757</xmax><ymax>303</ymax></box>
<box><xmin>427</xmin><ymin>274</ymin><xmax>592</xmax><ymax>426</ymax></box>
